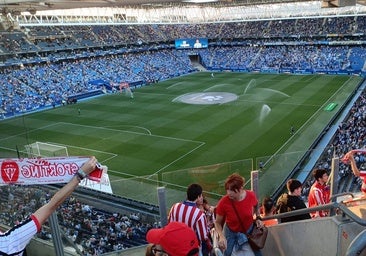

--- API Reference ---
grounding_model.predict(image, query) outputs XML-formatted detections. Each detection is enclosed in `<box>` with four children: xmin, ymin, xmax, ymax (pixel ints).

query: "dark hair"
<box><xmin>286</xmin><ymin>179</ymin><xmax>302</xmax><ymax>193</ymax></box>
<box><xmin>224</xmin><ymin>173</ymin><xmax>244</xmax><ymax>192</ymax></box>
<box><xmin>187</xmin><ymin>184</ymin><xmax>203</xmax><ymax>201</ymax></box>
<box><xmin>262</xmin><ymin>197</ymin><xmax>275</xmax><ymax>214</ymax></box>
<box><xmin>312</xmin><ymin>169</ymin><xmax>328</xmax><ymax>181</ymax></box>
<box><xmin>187</xmin><ymin>248</ymin><xmax>199</xmax><ymax>256</ymax></box>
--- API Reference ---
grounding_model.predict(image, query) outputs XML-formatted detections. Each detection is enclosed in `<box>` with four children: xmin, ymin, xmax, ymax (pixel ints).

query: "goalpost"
<box><xmin>25</xmin><ymin>142</ymin><xmax>69</xmax><ymax>157</ymax></box>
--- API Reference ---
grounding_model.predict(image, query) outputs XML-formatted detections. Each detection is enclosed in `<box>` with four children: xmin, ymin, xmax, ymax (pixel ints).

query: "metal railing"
<box><xmin>260</xmin><ymin>198</ymin><xmax>366</xmax><ymax>256</ymax></box>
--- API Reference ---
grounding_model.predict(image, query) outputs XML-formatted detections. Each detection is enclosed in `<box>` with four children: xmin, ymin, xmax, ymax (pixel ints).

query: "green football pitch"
<box><xmin>0</xmin><ymin>72</ymin><xmax>362</xmax><ymax>206</ymax></box>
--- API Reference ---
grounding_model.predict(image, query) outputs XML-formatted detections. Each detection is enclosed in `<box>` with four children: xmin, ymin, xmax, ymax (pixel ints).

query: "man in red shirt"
<box><xmin>307</xmin><ymin>168</ymin><xmax>330</xmax><ymax>218</ymax></box>
<box><xmin>168</xmin><ymin>183</ymin><xmax>212</xmax><ymax>255</ymax></box>
<box><xmin>0</xmin><ymin>157</ymin><xmax>97</xmax><ymax>256</ymax></box>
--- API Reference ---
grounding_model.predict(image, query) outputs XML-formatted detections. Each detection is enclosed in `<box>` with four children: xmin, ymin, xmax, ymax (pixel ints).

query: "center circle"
<box><xmin>174</xmin><ymin>92</ymin><xmax>238</xmax><ymax>105</ymax></box>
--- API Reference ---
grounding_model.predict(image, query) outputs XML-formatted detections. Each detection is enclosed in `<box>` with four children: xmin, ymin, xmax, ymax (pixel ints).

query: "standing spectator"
<box><xmin>169</xmin><ymin>183</ymin><xmax>212</xmax><ymax>255</ymax></box>
<box><xmin>0</xmin><ymin>156</ymin><xmax>98</xmax><ymax>256</ymax></box>
<box><xmin>260</xmin><ymin>197</ymin><xmax>278</xmax><ymax>226</ymax></box>
<box><xmin>146</xmin><ymin>222</ymin><xmax>199</xmax><ymax>256</ymax></box>
<box><xmin>307</xmin><ymin>169</ymin><xmax>330</xmax><ymax>218</ymax></box>
<box><xmin>197</xmin><ymin>197</ymin><xmax>216</xmax><ymax>255</ymax></box>
<box><xmin>197</xmin><ymin>197</ymin><xmax>215</xmax><ymax>231</ymax></box>
<box><xmin>214</xmin><ymin>173</ymin><xmax>263</xmax><ymax>256</ymax></box>
<box><xmin>276</xmin><ymin>179</ymin><xmax>311</xmax><ymax>223</ymax></box>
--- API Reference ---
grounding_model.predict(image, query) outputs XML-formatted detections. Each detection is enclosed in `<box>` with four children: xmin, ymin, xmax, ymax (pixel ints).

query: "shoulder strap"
<box><xmin>231</xmin><ymin>199</ymin><xmax>249</xmax><ymax>235</ymax></box>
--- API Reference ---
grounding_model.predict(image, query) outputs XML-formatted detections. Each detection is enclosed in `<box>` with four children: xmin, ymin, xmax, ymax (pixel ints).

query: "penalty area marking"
<box><xmin>147</xmin><ymin>141</ymin><xmax>206</xmax><ymax>178</ymax></box>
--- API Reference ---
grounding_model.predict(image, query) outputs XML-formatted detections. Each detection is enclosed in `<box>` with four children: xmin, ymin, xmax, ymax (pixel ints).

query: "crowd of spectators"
<box><xmin>0</xmin><ymin>15</ymin><xmax>365</xmax><ymax>116</ymax></box>
<box><xmin>10</xmin><ymin>15</ymin><xmax>363</xmax><ymax>50</ymax></box>
<box><xmin>0</xmin><ymin>15</ymin><xmax>365</xmax><ymax>117</ymax></box>
<box><xmin>0</xmin><ymin>14</ymin><xmax>366</xmax><ymax>255</ymax></box>
<box><xmin>0</xmin><ymin>49</ymin><xmax>195</xmax><ymax>117</ymax></box>
<box><xmin>0</xmin><ymin>184</ymin><xmax>160</xmax><ymax>255</ymax></box>
<box><xmin>303</xmin><ymin>90</ymin><xmax>366</xmax><ymax>197</ymax></box>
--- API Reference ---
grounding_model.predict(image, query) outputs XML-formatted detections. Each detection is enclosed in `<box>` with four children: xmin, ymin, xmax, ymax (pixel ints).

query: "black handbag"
<box><xmin>231</xmin><ymin>199</ymin><xmax>268</xmax><ymax>250</ymax></box>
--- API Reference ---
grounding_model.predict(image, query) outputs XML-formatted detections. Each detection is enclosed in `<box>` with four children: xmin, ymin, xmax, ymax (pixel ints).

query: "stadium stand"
<box><xmin>1</xmin><ymin>16</ymin><xmax>366</xmax><ymax>117</ymax></box>
<box><xmin>304</xmin><ymin>90</ymin><xmax>366</xmax><ymax>197</ymax></box>
<box><xmin>1</xmin><ymin>11</ymin><xmax>366</xmax><ymax>255</ymax></box>
<box><xmin>0</xmin><ymin>184</ymin><xmax>160</xmax><ymax>255</ymax></box>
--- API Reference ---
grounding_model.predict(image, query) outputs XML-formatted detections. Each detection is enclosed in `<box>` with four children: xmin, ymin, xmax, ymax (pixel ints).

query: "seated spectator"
<box><xmin>260</xmin><ymin>197</ymin><xmax>278</xmax><ymax>226</ymax></box>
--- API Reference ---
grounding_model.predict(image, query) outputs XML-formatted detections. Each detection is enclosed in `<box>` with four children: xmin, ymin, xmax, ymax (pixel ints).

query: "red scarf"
<box><xmin>342</xmin><ymin>149</ymin><xmax>366</xmax><ymax>164</ymax></box>
<box><xmin>0</xmin><ymin>156</ymin><xmax>103</xmax><ymax>185</ymax></box>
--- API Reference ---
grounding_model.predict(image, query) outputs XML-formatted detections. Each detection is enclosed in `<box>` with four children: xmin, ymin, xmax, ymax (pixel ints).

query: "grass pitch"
<box><xmin>0</xmin><ymin>72</ymin><xmax>362</xmax><ymax>204</ymax></box>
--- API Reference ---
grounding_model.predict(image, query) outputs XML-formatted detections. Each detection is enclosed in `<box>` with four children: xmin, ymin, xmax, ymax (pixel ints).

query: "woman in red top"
<box><xmin>214</xmin><ymin>173</ymin><xmax>262</xmax><ymax>256</ymax></box>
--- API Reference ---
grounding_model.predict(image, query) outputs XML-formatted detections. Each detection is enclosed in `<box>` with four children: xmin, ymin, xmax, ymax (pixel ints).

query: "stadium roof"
<box><xmin>0</xmin><ymin>0</ymin><xmax>363</xmax><ymax>13</ymax></box>
<box><xmin>0</xmin><ymin>0</ymin><xmax>365</xmax><ymax>24</ymax></box>
<box><xmin>0</xmin><ymin>0</ymin><xmax>315</xmax><ymax>12</ymax></box>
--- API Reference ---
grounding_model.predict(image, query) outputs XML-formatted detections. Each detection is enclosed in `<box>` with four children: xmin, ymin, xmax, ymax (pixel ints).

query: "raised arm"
<box><xmin>33</xmin><ymin>156</ymin><xmax>97</xmax><ymax>225</ymax></box>
<box><xmin>345</xmin><ymin>151</ymin><xmax>360</xmax><ymax>177</ymax></box>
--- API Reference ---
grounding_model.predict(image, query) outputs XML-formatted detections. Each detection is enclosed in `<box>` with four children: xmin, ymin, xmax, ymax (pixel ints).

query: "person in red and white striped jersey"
<box><xmin>168</xmin><ymin>183</ymin><xmax>212</xmax><ymax>256</ymax></box>
<box><xmin>0</xmin><ymin>156</ymin><xmax>97</xmax><ymax>256</ymax></box>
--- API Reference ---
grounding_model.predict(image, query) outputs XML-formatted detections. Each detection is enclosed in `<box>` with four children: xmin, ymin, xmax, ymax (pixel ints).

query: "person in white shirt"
<box><xmin>0</xmin><ymin>156</ymin><xmax>98</xmax><ymax>256</ymax></box>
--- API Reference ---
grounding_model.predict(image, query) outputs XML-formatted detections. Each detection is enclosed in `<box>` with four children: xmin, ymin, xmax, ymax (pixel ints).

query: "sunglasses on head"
<box><xmin>152</xmin><ymin>246</ymin><xmax>169</xmax><ymax>256</ymax></box>
<box><xmin>151</xmin><ymin>245</ymin><xmax>199</xmax><ymax>256</ymax></box>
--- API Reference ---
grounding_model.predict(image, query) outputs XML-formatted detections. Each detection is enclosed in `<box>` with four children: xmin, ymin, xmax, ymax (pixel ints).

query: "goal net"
<box><xmin>25</xmin><ymin>142</ymin><xmax>69</xmax><ymax>157</ymax></box>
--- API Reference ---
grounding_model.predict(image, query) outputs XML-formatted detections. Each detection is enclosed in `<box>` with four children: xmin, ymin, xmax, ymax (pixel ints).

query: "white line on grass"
<box><xmin>264</xmin><ymin>76</ymin><xmax>354</xmax><ymax>166</ymax></box>
<box><xmin>42</xmin><ymin>141</ymin><xmax>118</xmax><ymax>163</ymax></box>
<box><xmin>58</xmin><ymin>122</ymin><xmax>203</xmax><ymax>144</ymax></box>
<box><xmin>147</xmin><ymin>141</ymin><xmax>206</xmax><ymax>178</ymax></box>
<box><xmin>0</xmin><ymin>122</ymin><xmax>115</xmax><ymax>164</ymax></box>
<box><xmin>0</xmin><ymin>123</ymin><xmax>59</xmax><ymax>142</ymax></box>
<box><xmin>58</xmin><ymin>122</ymin><xmax>154</xmax><ymax>135</ymax></box>
<box><xmin>0</xmin><ymin>145</ymin><xmax>25</xmax><ymax>154</ymax></box>
<box><xmin>103</xmin><ymin>125</ymin><xmax>152</xmax><ymax>135</ymax></box>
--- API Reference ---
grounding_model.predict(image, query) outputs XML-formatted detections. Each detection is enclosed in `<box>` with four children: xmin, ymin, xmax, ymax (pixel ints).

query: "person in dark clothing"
<box><xmin>276</xmin><ymin>179</ymin><xmax>311</xmax><ymax>223</ymax></box>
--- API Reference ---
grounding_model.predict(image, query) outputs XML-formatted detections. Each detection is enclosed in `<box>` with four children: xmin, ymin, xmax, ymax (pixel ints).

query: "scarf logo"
<box><xmin>1</xmin><ymin>161</ymin><xmax>19</xmax><ymax>183</ymax></box>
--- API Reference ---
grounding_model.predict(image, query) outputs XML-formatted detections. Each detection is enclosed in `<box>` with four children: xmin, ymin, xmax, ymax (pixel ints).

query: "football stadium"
<box><xmin>1</xmin><ymin>0</ymin><xmax>366</xmax><ymax>255</ymax></box>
